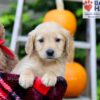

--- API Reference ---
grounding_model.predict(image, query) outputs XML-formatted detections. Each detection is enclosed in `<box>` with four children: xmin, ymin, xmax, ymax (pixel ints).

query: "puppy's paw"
<box><xmin>19</xmin><ymin>74</ymin><xmax>34</xmax><ymax>89</ymax></box>
<box><xmin>42</xmin><ymin>73</ymin><xmax>57</xmax><ymax>87</ymax></box>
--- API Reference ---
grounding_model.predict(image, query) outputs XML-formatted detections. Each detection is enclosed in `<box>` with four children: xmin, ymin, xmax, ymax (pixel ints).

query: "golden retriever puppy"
<box><xmin>12</xmin><ymin>22</ymin><xmax>74</xmax><ymax>89</ymax></box>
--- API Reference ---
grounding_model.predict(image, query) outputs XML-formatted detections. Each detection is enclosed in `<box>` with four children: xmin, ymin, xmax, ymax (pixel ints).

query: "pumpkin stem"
<box><xmin>56</xmin><ymin>0</ymin><xmax>64</xmax><ymax>10</ymax></box>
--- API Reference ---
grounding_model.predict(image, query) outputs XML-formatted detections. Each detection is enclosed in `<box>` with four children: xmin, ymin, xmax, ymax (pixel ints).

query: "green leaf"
<box><xmin>97</xmin><ymin>44</ymin><xmax>100</xmax><ymax>58</ymax></box>
<box><xmin>75</xmin><ymin>8</ymin><xmax>82</xmax><ymax>17</ymax></box>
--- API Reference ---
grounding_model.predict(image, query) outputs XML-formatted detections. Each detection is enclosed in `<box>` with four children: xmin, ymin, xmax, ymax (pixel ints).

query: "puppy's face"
<box><xmin>35</xmin><ymin>32</ymin><xmax>65</xmax><ymax>61</ymax></box>
<box><xmin>25</xmin><ymin>22</ymin><xmax>74</xmax><ymax>62</ymax></box>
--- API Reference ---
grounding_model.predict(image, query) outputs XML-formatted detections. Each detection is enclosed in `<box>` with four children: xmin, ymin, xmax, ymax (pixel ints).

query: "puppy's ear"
<box><xmin>61</xmin><ymin>28</ymin><xmax>75</xmax><ymax>62</ymax></box>
<box><xmin>66</xmin><ymin>33</ymin><xmax>74</xmax><ymax>62</ymax></box>
<box><xmin>25</xmin><ymin>30</ymin><xmax>36</xmax><ymax>55</ymax></box>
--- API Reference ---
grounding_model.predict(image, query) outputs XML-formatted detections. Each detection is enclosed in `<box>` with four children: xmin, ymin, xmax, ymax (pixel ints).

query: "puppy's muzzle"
<box><xmin>46</xmin><ymin>49</ymin><xmax>54</xmax><ymax>58</ymax></box>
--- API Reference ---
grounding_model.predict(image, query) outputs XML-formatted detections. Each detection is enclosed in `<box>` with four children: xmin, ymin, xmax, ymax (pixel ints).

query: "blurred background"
<box><xmin>0</xmin><ymin>0</ymin><xmax>99</xmax><ymax>99</ymax></box>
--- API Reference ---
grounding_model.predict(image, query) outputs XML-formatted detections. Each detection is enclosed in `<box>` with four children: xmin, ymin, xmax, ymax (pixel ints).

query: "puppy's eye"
<box><xmin>55</xmin><ymin>38</ymin><xmax>61</xmax><ymax>42</ymax></box>
<box><xmin>38</xmin><ymin>38</ymin><xmax>44</xmax><ymax>43</ymax></box>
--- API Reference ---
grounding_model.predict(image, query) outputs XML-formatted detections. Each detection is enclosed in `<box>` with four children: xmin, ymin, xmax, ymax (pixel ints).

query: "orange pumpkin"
<box><xmin>64</xmin><ymin>62</ymin><xmax>87</xmax><ymax>97</ymax></box>
<box><xmin>44</xmin><ymin>9</ymin><xmax>77</xmax><ymax>36</ymax></box>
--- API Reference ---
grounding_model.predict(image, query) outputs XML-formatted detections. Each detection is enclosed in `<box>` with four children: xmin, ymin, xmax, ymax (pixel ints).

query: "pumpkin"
<box><xmin>64</xmin><ymin>62</ymin><xmax>87</xmax><ymax>97</ymax></box>
<box><xmin>43</xmin><ymin>9</ymin><xmax>77</xmax><ymax>36</ymax></box>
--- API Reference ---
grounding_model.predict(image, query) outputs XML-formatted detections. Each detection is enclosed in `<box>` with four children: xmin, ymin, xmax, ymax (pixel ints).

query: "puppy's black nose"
<box><xmin>46</xmin><ymin>49</ymin><xmax>54</xmax><ymax>57</ymax></box>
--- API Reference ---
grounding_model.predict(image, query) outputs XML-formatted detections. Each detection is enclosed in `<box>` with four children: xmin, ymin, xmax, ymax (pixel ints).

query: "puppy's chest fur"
<box><xmin>12</xmin><ymin>55</ymin><xmax>66</xmax><ymax>77</ymax></box>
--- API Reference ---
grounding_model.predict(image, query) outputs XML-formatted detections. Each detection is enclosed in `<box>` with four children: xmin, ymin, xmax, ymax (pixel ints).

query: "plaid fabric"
<box><xmin>0</xmin><ymin>70</ymin><xmax>67</xmax><ymax>100</ymax></box>
<box><xmin>0</xmin><ymin>72</ymin><xmax>21</xmax><ymax>100</ymax></box>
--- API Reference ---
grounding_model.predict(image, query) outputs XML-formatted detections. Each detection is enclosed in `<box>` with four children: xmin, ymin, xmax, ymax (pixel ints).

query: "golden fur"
<box><xmin>0</xmin><ymin>24</ymin><xmax>18</xmax><ymax>72</ymax></box>
<box><xmin>12</xmin><ymin>22</ymin><xmax>74</xmax><ymax>89</ymax></box>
